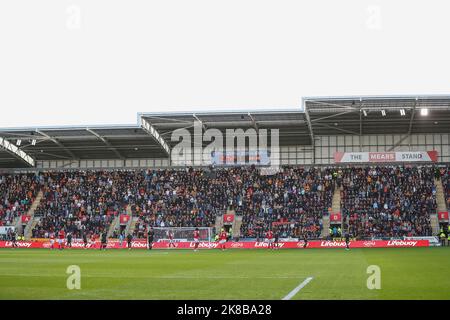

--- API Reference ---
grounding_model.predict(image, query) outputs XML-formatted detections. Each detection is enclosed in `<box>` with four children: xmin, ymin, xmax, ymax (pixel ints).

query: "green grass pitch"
<box><xmin>1</xmin><ymin>247</ymin><xmax>449</xmax><ymax>300</ymax></box>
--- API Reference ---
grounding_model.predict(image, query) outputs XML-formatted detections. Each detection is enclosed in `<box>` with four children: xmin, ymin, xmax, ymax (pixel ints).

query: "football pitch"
<box><xmin>1</xmin><ymin>247</ymin><xmax>449</xmax><ymax>300</ymax></box>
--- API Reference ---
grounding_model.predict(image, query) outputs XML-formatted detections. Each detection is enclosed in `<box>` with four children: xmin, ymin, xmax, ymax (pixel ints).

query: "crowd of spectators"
<box><xmin>32</xmin><ymin>171</ymin><xmax>129</xmax><ymax>239</ymax></box>
<box><xmin>0</xmin><ymin>165</ymin><xmax>443</xmax><ymax>241</ymax></box>
<box><xmin>129</xmin><ymin>166</ymin><xmax>334</xmax><ymax>240</ymax></box>
<box><xmin>131</xmin><ymin>168</ymin><xmax>228</xmax><ymax>238</ymax></box>
<box><xmin>341</xmin><ymin>166</ymin><xmax>435</xmax><ymax>238</ymax></box>
<box><xmin>440</xmin><ymin>166</ymin><xmax>450</xmax><ymax>209</ymax></box>
<box><xmin>238</xmin><ymin>167</ymin><xmax>334</xmax><ymax>239</ymax></box>
<box><xmin>0</xmin><ymin>174</ymin><xmax>39</xmax><ymax>226</ymax></box>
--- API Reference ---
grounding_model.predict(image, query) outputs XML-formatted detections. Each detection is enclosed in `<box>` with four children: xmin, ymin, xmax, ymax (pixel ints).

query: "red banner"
<box><xmin>223</xmin><ymin>214</ymin><xmax>235</xmax><ymax>224</ymax></box>
<box><xmin>119</xmin><ymin>214</ymin><xmax>130</xmax><ymax>225</ymax></box>
<box><xmin>330</xmin><ymin>212</ymin><xmax>341</xmax><ymax>223</ymax></box>
<box><xmin>438</xmin><ymin>211</ymin><xmax>449</xmax><ymax>221</ymax></box>
<box><xmin>272</xmin><ymin>221</ymin><xmax>292</xmax><ymax>226</ymax></box>
<box><xmin>21</xmin><ymin>215</ymin><xmax>31</xmax><ymax>224</ymax></box>
<box><xmin>0</xmin><ymin>239</ymin><xmax>429</xmax><ymax>249</ymax></box>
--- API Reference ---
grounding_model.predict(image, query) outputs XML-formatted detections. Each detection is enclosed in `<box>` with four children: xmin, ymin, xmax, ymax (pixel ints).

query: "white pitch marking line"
<box><xmin>282</xmin><ymin>277</ymin><xmax>314</xmax><ymax>300</ymax></box>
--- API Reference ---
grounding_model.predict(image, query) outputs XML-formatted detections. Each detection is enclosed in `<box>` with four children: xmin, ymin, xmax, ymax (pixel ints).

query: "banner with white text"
<box><xmin>334</xmin><ymin>151</ymin><xmax>438</xmax><ymax>163</ymax></box>
<box><xmin>0</xmin><ymin>239</ymin><xmax>429</xmax><ymax>249</ymax></box>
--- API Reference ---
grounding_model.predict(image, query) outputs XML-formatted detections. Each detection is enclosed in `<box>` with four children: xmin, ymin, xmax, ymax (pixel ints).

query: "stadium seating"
<box><xmin>32</xmin><ymin>171</ymin><xmax>129</xmax><ymax>239</ymax></box>
<box><xmin>0</xmin><ymin>174</ymin><xmax>39</xmax><ymax>227</ymax></box>
<box><xmin>341</xmin><ymin>166</ymin><xmax>435</xmax><ymax>238</ymax></box>
<box><xmin>441</xmin><ymin>166</ymin><xmax>450</xmax><ymax>209</ymax></box>
<box><xmin>0</xmin><ymin>166</ymin><xmax>441</xmax><ymax>240</ymax></box>
<box><xmin>131</xmin><ymin>168</ymin><xmax>235</xmax><ymax>238</ymax></box>
<box><xmin>238</xmin><ymin>167</ymin><xmax>334</xmax><ymax>239</ymax></box>
<box><xmin>129</xmin><ymin>167</ymin><xmax>334</xmax><ymax>239</ymax></box>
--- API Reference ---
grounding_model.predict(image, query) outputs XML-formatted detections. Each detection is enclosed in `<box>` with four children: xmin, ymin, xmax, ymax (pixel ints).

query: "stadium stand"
<box><xmin>131</xmin><ymin>168</ymin><xmax>238</xmax><ymax>238</ymax></box>
<box><xmin>0</xmin><ymin>165</ymin><xmax>441</xmax><ymax>240</ymax></box>
<box><xmin>441</xmin><ymin>166</ymin><xmax>450</xmax><ymax>210</ymax></box>
<box><xmin>341</xmin><ymin>166</ymin><xmax>435</xmax><ymax>238</ymax></box>
<box><xmin>238</xmin><ymin>166</ymin><xmax>334</xmax><ymax>239</ymax></box>
<box><xmin>129</xmin><ymin>166</ymin><xmax>334</xmax><ymax>240</ymax></box>
<box><xmin>31</xmin><ymin>171</ymin><xmax>129</xmax><ymax>239</ymax></box>
<box><xmin>0</xmin><ymin>174</ymin><xmax>39</xmax><ymax>227</ymax></box>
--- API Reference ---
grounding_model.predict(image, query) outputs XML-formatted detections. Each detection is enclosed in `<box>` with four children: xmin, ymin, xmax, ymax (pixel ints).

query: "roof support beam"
<box><xmin>86</xmin><ymin>128</ymin><xmax>125</xmax><ymax>159</ymax></box>
<box><xmin>0</xmin><ymin>136</ymin><xmax>35</xmax><ymax>166</ymax></box>
<box><xmin>388</xmin><ymin>134</ymin><xmax>410</xmax><ymax>151</ymax></box>
<box><xmin>36</xmin><ymin>129</ymin><xmax>78</xmax><ymax>159</ymax></box>
<box><xmin>310</xmin><ymin>109</ymin><xmax>356</xmax><ymax>123</ymax></box>
<box><xmin>193</xmin><ymin>114</ymin><xmax>207</xmax><ymax>131</ymax></box>
<box><xmin>140</xmin><ymin>118</ymin><xmax>170</xmax><ymax>155</ymax></box>
<box><xmin>305</xmin><ymin>99</ymin><xmax>360</xmax><ymax>112</ymax></box>
<box><xmin>152</xmin><ymin>119</ymin><xmax>305</xmax><ymax>129</ymax></box>
<box><xmin>407</xmin><ymin>100</ymin><xmax>418</xmax><ymax>150</ymax></box>
<box><xmin>407</xmin><ymin>101</ymin><xmax>418</xmax><ymax>150</ymax></box>
<box><xmin>359</xmin><ymin>103</ymin><xmax>365</xmax><ymax>151</ymax></box>
<box><xmin>388</xmin><ymin>101</ymin><xmax>418</xmax><ymax>151</ymax></box>
<box><xmin>315</xmin><ymin>123</ymin><xmax>360</xmax><ymax>136</ymax></box>
<box><xmin>304</xmin><ymin>102</ymin><xmax>315</xmax><ymax>163</ymax></box>
<box><xmin>407</xmin><ymin>101</ymin><xmax>417</xmax><ymax>137</ymax></box>
<box><xmin>247</xmin><ymin>112</ymin><xmax>259</xmax><ymax>132</ymax></box>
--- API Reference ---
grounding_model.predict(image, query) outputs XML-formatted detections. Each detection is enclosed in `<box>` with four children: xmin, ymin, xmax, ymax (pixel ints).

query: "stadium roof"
<box><xmin>1</xmin><ymin>95</ymin><xmax>450</xmax><ymax>168</ymax></box>
<box><xmin>303</xmin><ymin>95</ymin><xmax>450</xmax><ymax>136</ymax></box>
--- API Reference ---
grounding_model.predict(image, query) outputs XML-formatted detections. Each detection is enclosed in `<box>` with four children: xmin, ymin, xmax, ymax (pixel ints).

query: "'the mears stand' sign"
<box><xmin>334</xmin><ymin>151</ymin><xmax>438</xmax><ymax>163</ymax></box>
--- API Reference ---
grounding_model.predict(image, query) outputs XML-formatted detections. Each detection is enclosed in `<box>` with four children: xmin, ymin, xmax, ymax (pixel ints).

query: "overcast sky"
<box><xmin>0</xmin><ymin>0</ymin><xmax>449</xmax><ymax>128</ymax></box>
